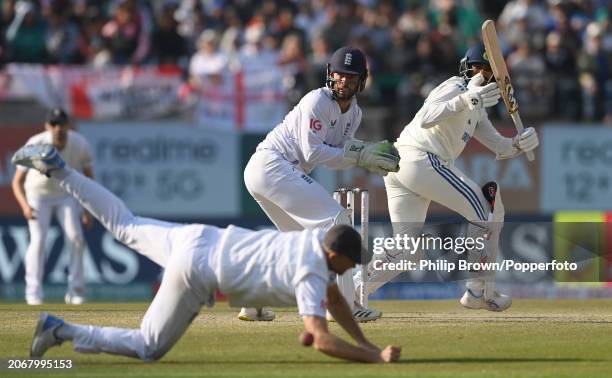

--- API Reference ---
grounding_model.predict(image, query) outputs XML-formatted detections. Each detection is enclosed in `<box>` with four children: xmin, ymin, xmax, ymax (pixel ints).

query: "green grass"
<box><xmin>1</xmin><ymin>300</ymin><xmax>612</xmax><ymax>377</ymax></box>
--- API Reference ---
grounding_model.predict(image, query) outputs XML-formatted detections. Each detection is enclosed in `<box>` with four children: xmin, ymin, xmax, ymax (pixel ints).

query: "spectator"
<box><xmin>499</xmin><ymin>0</ymin><xmax>549</xmax><ymax>34</ymax></box>
<box><xmin>101</xmin><ymin>0</ymin><xmax>150</xmax><ymax>64</ymax></box>
<box><xmin>271</xmin><ymin>6</ymin><xmax>306</xmax><ymax>53</ymax></box>
<box><xmin>320</xmin><ymin>4</ymin><xmax>354</xmax><ymax>53</ymax></box>
<box><xmin>305</xmin><ymin>32</ymin><xmax>330</xmax><ymax>90</ymax></box>
<box><xmin>238</xmin><ymin>23</ymin><xmax>278</xmax><ymax>72</ymax></box>
<box><xmin>548</xmin><ymin>2</ymin><xmax>582</xmax><ymax>53</ymax></box>
<box><xmin>507</xmin><ymin>40</ymin><xmax>548</xmax><ymax>118</ymax></box>
<box><xmin>278</xmin><ymin>33</ymin><xmax>307</xmax><ymax>105</ymax></box>
<box><xmin>351</xmin><ymin>5</ymin><xmax>392</xmax><ymax>56</ymax></box>
<box><xmin>428</xmin><ymin>0</ymin><xmax>483</xmax><ymax>54</ymax></box>
<box><xmin>544</xmin><ymin>31</ymin><xmax>581</xmax><ymax>120</ymax></box>
<box><xmin>5</xmin><ymin>0</ymin><xmax>47</xmax><ymax>63</ymax></box>
<box><xmin>76</xmin><ymin>4</ymin><xmax>110</xmax><ymax>67</ymax></box>
<box><xmin>577</xmin><ymin>22</ymin><xmax>610</xmax><ymax>121</ymax></box>
<box><xmin>44</xmin><ymin>0</ymin><xmax>80</xmax><ymax>64</ymax></box>
<box><xmin>189</xmin><ymin>29</ymin><xmax>227</xmax><ymax>86</ymax></box>
<box><xmin>151</xmin><ymin>1</ymin><xmax>187</xmax><ymax>65</ymax></box>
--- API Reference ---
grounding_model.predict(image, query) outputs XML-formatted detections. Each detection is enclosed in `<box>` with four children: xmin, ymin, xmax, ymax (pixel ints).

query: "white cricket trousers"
<box><xmin>244</xmin><ymin>149</ymin><xmax>356</xmax><ymax>307</ymax></box>
<box><xmin>244</xmin><ymin>149</ymin><xmax>344</xmax><ymax>231</ymax></box>
<box><xmin>53</xmin><ymin>169</ymin><xmax>218</xmax><ymax>361</ymax></box>
<box><xmin>359</xmin><ymin>149</ymin><xmax>490</xmax><ymax>294</ymax></box>
<box><xmin>25</xmin><ymin>194</ymin><xmax>84</xmax><ymax>303</ymax></box>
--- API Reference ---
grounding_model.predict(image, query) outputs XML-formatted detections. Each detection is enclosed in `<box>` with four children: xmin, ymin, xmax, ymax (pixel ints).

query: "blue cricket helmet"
<box><xmin>459</xmin><ymin>42</ymin><xmax>491</xmax><ymax>78</ymax></box>
<box><xmin>325</xmin><ymin>46</ymin><xmax>369</xmax><ymax>93</ymax></box>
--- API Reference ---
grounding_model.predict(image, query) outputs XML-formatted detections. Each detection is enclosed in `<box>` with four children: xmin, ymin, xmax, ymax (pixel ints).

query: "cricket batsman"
<box><xmin>242</xmin><ymin>46</ymin><xmax>400</xmax><ymax>322</ymax></box>
<box><xmin>354</xmin><ymin>42</ymin><xmax>539</xmax><ymax>311</ymax></box>
<box><xmin>14</xmin><ymin>144</ymin><xmax>401</xmax><ymax>363</ymax></box>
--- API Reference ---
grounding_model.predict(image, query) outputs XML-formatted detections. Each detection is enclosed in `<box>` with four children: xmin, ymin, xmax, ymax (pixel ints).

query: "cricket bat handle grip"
<box><xmin>510</xmin><ymin>112</ymin><xmax>535</xmax><ymax>162</ymax></box>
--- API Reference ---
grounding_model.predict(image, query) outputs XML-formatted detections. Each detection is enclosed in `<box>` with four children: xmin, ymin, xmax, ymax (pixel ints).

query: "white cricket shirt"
<box><xmin>210</xmin><ymin>226</ymin><xmax>335</xmax><ymax>318</ymax></box>
<box><xmin>396</xmin><ymin>76</ymin><xmax>512</xmax><ymax>161</ymax></box>
<box><xmin>258</xmin><ymin>87</ymin><xmax>362</xmax><ymax>173</ymax></box>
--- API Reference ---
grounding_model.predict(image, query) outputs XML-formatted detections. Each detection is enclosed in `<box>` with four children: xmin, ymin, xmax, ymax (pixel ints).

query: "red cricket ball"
<box><xmin>300</xmin><ymin>331</ymin><xmax>314</xmax><ymax>347</ymax></box>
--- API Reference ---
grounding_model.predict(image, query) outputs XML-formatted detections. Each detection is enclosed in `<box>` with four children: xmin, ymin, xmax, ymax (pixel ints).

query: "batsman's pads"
<box><xmin>461</xmin><ymin>73</ymin><xmax>500</xmax><ymax>110</ymax></box>
<box><xmin>343</xmin><ymin>139</ymin><xmax>400</xmax><ymax>176</ymax></box>
<box><xmin>466</xmin><ymin>182</ymin><xmax>505</xmax><ymax>301</ymax></box>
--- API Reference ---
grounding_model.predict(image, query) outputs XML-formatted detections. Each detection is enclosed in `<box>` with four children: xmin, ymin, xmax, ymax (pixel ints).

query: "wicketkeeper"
<box><xmin>243</xmin><ymin>46</ymin><xmax>400</xmax><ymax>322</ymax></box>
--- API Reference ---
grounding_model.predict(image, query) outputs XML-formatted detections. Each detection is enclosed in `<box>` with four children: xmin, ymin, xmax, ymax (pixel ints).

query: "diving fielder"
<box><xmin>354</xmin><ymin>43</ymin><xmax>539</xmax><ymax>311</ymax></box>
<box><xmin>14</xmin><ymin>144</ymin><xmax>401</xmax><ymax>363</ymax></box>
<box><xmin>243</xmin><ymin>46</ymin><xmax>399</xmax><ymax>322</ymax></box>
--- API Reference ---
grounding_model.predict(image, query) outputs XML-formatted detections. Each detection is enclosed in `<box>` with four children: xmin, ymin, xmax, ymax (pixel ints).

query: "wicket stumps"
<box><xmin>333</xmin><ymin>188</ymin><xmax>369</xmax><ymax>308</ymax></box>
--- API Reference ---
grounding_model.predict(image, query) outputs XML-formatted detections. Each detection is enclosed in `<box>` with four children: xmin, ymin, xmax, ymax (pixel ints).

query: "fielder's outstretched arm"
<box><xmin>325</xmin><ymin>284</ymin><xmax>373</xmax><ymax>347</ymax></box>
<box><xmin>302</xmin><ymin>284</ymin><xmax>401</xmax><ymax>363</ymax></box>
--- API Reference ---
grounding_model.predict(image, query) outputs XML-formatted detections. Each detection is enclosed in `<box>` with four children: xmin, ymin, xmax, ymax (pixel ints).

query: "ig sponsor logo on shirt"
<box><xmin>309</xmin><ymin>119</ymin><xmax>322</xmax><ymax>131</ymax></box>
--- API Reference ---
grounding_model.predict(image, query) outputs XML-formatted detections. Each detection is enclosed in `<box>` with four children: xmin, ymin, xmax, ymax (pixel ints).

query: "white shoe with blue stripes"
<box><xmin>460</xmin><ymin>288</ymin><xmax>512</xmax><ymax>312</ymax></box>
<box><xmin>11</xmin><ymin>144</ymin><xmax>65</xmax><ymax>176</ymax></box>
<box><xmin>31</xmin><ymin>312</ymin><xmax>64</xmax><ymax>357</ymax></box>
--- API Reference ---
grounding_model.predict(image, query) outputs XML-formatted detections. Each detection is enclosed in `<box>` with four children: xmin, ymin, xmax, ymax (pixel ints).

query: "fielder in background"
<box><xmin>13</xmin><ymin>144</ymin><xmax>401</xmax><ymax>364</ymax></box>
<box><xmin>242</xmin><ymin>46</ymin><xmax>400</xmax><ymax>322</ymax></box>
<box><xmin>355</xmin><ymin>42</ymin><xmax>539</xmax><ymax>311</ymax></box>
<box><xmin>12</xmin><ymin>108</ymin><xmax>94</xmax><ymax>305</ymax></box>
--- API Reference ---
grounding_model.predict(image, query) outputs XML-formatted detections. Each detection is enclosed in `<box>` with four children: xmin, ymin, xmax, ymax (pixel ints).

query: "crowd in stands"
<box><xmin>0</xmin><ymin>0</ymin><xmax>610</xmax><ymax>128</ymax></box>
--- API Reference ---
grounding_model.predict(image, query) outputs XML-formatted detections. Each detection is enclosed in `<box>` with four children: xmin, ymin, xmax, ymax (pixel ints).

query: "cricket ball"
<box><xmin>300</xmin><ymin>331</ymin><xmax>314</xmax><ymax>347</ymax></box>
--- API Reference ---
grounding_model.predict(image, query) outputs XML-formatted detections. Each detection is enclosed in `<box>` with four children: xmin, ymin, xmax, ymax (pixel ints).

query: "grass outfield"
<box><xmin>1</xmin><ymin>300</ymin><xmax>612</xmax><ymax>377</ymax></box>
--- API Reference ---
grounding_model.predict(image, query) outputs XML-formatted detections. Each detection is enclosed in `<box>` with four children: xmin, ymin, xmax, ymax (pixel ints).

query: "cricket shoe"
<box><xmin>64</xmin><ymin>292</ymin><xmax>85</xmax><ymax>305</ymax></box>
<box><xmin>353</xmin><ymin>302</ymin><xmax>382</xmax><ymax>322</ymax></box>
<box><xmin>11</xmin><ymin>144</ymin><xmax>65</xmax><ymax>176</ymax></box>
<box><xmin>31</xmin><ymin>312</ymin><xmax>64</xmax><ymax>357</ymax></box>
<box><xmin>26</xmin><ymin>297</ymin><xmax>43</xmax><ymax>306</ymax></box>
<box><xmin>238</xmin><ymin>307</ymin><xmax>276</xmax><ymax>321</ymax></box>
<box><xmin>460</xmin><ymin>288</ymin><xmax>512</xmax><ymax>312</ymax></box>
<box><xmin>326</xmin><ymin>303</ymin><xmax>382</xmax><ymax>322</ymax></box>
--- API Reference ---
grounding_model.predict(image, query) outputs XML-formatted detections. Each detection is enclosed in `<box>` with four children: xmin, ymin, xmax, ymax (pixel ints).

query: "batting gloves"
<box><xmin>512</xmin><ymin>127</ymin><xmax>539</xmax><ymax>153</ymax></box>
<box><xmin>462</xmin><ymin>73</ymin><xmax>501</xmax><ymax>110</ymax></box>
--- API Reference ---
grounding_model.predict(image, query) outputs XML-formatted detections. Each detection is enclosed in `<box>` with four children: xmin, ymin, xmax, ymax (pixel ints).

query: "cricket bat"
<box><xmin>482</xmin><ymin>19</ymin><xmax>535</xmax><ymax>162</ymax></box>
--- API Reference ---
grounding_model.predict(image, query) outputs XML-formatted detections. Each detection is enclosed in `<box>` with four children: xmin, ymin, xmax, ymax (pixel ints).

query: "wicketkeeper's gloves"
<box><xmin>343</xmin><ymin>139</ymin><xmax>400</xmax><ymax>176</ymax></box>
